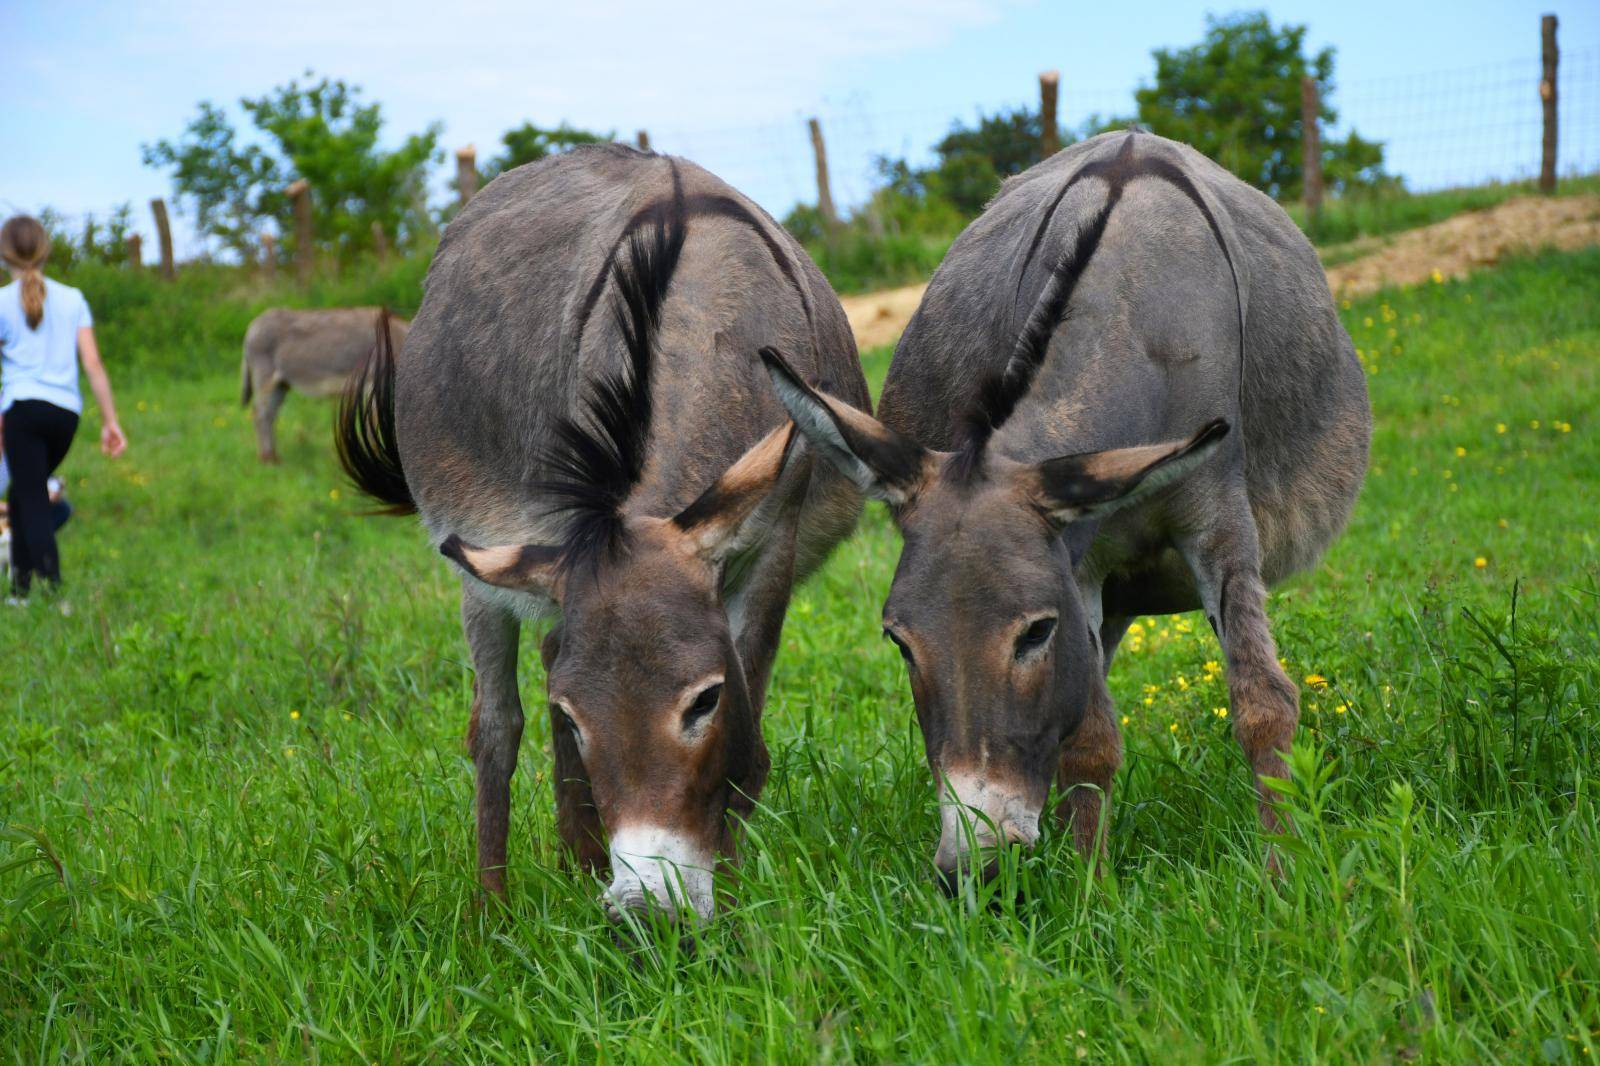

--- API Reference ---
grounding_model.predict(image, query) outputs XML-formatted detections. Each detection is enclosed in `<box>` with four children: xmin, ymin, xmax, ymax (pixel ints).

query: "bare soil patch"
<box><xmin>841</xmin><ymin>194</ymin><xmax>1600</xmax><ymax>350</ymax></box>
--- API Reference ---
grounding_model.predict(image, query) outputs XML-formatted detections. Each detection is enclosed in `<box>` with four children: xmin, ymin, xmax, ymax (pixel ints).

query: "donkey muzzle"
<box><xmin>602</xmin><ymin>825</ymin><xmax>715</xmax><ymax>923</ymax></box>
<box><xmin>933</xmin><ymin>769</ymin><xmax>1042</xmax><ymax>887</ymax></box>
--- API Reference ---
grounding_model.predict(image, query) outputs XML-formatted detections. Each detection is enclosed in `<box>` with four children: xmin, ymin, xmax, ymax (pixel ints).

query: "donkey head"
<box><xmin>442</xmin><ymin>422</ymin><xmax>796</xmax><ymax>921</ymax></box>
<box><xmin>763</xmin><ymin>347</ymin><xmax>1227</xmax><ymax>884</ymax></box>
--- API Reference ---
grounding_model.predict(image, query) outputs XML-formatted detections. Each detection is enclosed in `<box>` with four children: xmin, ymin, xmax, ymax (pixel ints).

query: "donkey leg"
<box><xmin>1178</xmin><ymin>501</ymin><xmax>1300</xmax><ymax>847</ymax></box>
<box><xmin>539</xmin><ymin>625</ymin><xmax>606</xmax><ymax>872</ymax></box>
<box><xmin>253</xmin><ymin>379</ymin><xmax>289</xmax><ymax>464</ymax></box>
<box><xmin>1056</xmin><ymin>582</ymin><xmax>1123</xmax><ymax>860</ymax></box>
<box><xmin>461</xmin><ymin>586</ymin><xmax>523</xmax><ymax>898</ymax></box>
<box><xmin>1056</xmin><ymin>680</ymin><xmax>1122</xmax><ymax>860</ymax></box>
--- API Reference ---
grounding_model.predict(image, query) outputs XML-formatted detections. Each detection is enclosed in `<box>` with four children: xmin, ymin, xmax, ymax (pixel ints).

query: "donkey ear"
<box><xmin>1029</xmin><ymin>419</ymin><xmax>1230</xmax><ymax>527</ymax></box>
<box><xmin>671</xmin><ymin>421</ymin><xmax>798</xmax><ymax>561</ymax></box>
<box><xmin>759</xmin><ymin>346</ymin><xmax>927</xmax><ymax>506</ymax></box>
<box><xmin>440</xmin><ymin>535</ymin><xmax>564</xmax><ymax>598</ymax></box>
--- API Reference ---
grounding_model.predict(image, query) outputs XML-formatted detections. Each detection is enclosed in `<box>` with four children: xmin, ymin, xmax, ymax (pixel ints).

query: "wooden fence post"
<box><xmin>126</xmin><ymin>234</ymin><xmax>142</xmax><ymax>272</ymax></box>
<box><xmin>371</xmin><ymin>221</ymin><xmax>390</xmax><ymax>265</ymax></box>
<box><xmin>1300</xmin><ymin>76</ymin><xmax>1323</xmax><ymax>229</ymax></box>
<box><xmin>636</xmin><ymin>130</ymin><xmax>651</xmax><ymax>151</ymax></box>
<box><xmin>456</xmin><ymin>146</ymin><xmax>478</xmax><ymax>206</ymax></box>
<box><xmin>1039</xmin><ymin>70</ymin><xmax>1061</xmax><ymax>159</ymax></box>
<box><xmin>286</xmin><ymin>179</ymin><xmax>313</xmax><ymax>286</ymax></box>
<box><xmin>1540</xmin><ymin>14</ymin><xmax>1559</xmax><ymax>192</ymax></box>
<box><xmin>150</xmin><ymin>198</ymin><xmax>175</xmax><ymax>280</ymax></box>
<box><xmin>807</xmin><ymin>117</ymin><xmax>839</xmax><ymax>231</ymax></box>
<box><xmin>260</xmin><ymin>231</ymin><xmax>278</xmax><ymax>277</ymax></box>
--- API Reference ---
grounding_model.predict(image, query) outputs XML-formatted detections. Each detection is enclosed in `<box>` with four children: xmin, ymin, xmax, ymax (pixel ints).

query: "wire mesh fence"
<box><xmin>650</xmin><ymin>43</ymin><xmax>1600</xmax><ymax>227</ymax></box>
<box><xmin>17</xmin><ymin>41</ymin><xmax>1600</xmax><ymax>264</ymax></box>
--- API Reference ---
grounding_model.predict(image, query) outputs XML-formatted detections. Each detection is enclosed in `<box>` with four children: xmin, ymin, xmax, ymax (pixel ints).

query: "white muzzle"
<box><xmin>934</xmin><ymin>770</ymin><xmax>1041</xmax><ymax>872</ymax></box>
<box><xmin>603</xmin><ymin>825</ymin><xmax>715</xmax><ymax>922</ymax></box>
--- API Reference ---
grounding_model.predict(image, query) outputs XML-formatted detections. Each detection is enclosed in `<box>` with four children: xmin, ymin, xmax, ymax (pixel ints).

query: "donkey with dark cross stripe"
<box><xmin>764</xmin><ymin>130</ymin><xmax>1370</xmax><ymax>882</ymax></box>
<box><xmin>337</xmin><ymin>145</ymin><xmax>869</xmax><ymax>920</ymax></box>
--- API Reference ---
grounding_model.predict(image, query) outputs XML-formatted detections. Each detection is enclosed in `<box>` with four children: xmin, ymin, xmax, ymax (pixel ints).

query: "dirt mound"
<box><xmin>1324</xmin><ymin>194</ymin><xmax>1600</xmax><ymax>296</ymax></box>
<box><xmin>841</xmin><ymin>194</ymin><xmax>1600</xmax><ymax>350</ymax></box>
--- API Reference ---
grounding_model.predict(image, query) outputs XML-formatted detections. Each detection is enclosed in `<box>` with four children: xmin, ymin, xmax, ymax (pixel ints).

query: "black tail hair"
<box><xmin>336</xmin><ymin>307</ymin><xmax>415</xmax><ymax>516</ymax></box>
<box><xmin>536</xmin><ymin>168</ymin><xmax>688</xmax><ymax>577</ymax></box>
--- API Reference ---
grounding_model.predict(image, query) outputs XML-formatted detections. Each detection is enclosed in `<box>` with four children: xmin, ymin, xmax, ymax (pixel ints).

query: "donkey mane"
<box><xmin>538</xmin><ymin>165</ymin><xmax>688</xmax><ymax>575</ymax></box>
<box><xmin>953</xmin><ymin>132</ymin><xmax>1244</xmax><ymax>480</ymax></box>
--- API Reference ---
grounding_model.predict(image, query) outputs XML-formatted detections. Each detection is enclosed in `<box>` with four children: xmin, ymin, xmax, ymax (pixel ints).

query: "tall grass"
<box><xmin>2</xmin><ymin>248</ymin><xmax>1596</xmax><ymax>1060</ymax></box>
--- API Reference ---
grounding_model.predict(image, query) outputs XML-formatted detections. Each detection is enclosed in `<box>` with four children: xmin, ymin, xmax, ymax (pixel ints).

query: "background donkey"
<box><xmin>242</xmin><ymin>307</ymin><xmax>410</xmax><ymax>463</ymax></box>
<box><xmin>337</xmin><ymin>145</ymin><xmax>868</xmax><ymax>921</ymax></box>
<box><xmin>765</xmin><ymin>130</ymin><xmax>1370</xmax><ymax>882</ymax></box>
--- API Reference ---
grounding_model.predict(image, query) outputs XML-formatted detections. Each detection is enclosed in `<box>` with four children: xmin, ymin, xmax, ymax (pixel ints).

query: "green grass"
<box><xmin>3</xmin><ymin>249</ymin><xmax>1599</xmax><ymax>1061</ymax></box>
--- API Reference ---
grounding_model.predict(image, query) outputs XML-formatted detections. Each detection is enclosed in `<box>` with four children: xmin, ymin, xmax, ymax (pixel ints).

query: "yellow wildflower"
<box><xmin>290</xmin><ymin>710</ymin><xmax>300</xmax><ymax>720</ymax></box>
<box><xmin>1176</xmin><ymin>676</ymin><xmax>1190</xmax><ymax>691</ymax></box>
<box><xmin>1496</xmin><ymin>423</ymin><xmax>1507</xmax><ymax>434</ymax></box>
<box><xmin>1213</xmin><ymin>707</ymin><xmax>1228</xmax><ymax>719</ymax></box>
<box><xmin>1334</xmin><ymin>703</ymin><xmax>1348</xmax><ymax>715</ymax></box>
<box><xmin>1121</xmin><ymin>715</ymin><xmax>1130</xmax><ymax>726</ymax></box>
<box><xmin>1530</xmin><ymin>420</ymin><xmax>1540</xmax><ymax>429</ymax></box>
<box><xmin>1169</xmin><ymin>722</ymin><xmax>1179</xmax><ymax>733</ymax></box>
<box><xmin>1474</xmin><ymin>556</ymin><xmax>1487</xmax><ymax>568</ymax></box>
<box><xmin>1497</xmin><ymin>518</ymin><xmax>1508</xmax><ymax>529</ymax></box>
<box><xmin>329</xmin><ymin>488</ymin><xmax>341</xmax><ymax>501</ymax></box>
<box><xmin>1454</xmin><ymin>446</ymin><xmax>1466</xmax><ymax>457</ymax></box>
<box><xmin>1430</xmin><ymin>269</ymin><xmax>1444</xmax><ymax>284</ymax></box>
<box><xmin>1304</xmin><ymin>673</ymin><xmax>1328</xmax><ymax>688</ymax></box>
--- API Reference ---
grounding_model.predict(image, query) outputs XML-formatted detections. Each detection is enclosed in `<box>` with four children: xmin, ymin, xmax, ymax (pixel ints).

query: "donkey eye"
<box><xmin>1015</xmin><ymin>616</ymin><xmax>1058</xmax><ymax>659</ymax></box>
<box><xmin>884</xmin><ymin>628</ymin><xmax>914</xmax><ymax>666</ymax></box>
<box><xmin>684</xmin><ymin>683</ymin><xmax>723</xmax><ymax>729</ymax></box>
<box><xmin>554</xmin><ymin>703</ymin><xmax>582</xmax><ymax>740</ymax></box>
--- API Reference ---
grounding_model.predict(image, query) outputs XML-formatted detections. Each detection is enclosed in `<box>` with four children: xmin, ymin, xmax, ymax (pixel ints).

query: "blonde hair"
<box><xmin>0</xmin><ymin>216</ymin><xmax>50</xmax><ymax>330</ymax></box>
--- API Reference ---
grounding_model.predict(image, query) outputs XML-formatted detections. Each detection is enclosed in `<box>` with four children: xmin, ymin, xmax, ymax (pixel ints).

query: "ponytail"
<box><xmin>0</xmin><ymin>216</ymin><xmax>51</xmax><ymax>331</ymax></box>
<box><xmin>19</xmin><ymin>267</ymin><xmax>45</xmax><ymax>330</ymax></box>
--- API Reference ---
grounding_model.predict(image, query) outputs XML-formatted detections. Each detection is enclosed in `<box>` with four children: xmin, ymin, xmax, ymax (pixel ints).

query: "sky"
<box><xmin>3</xmin><ymin>0</ymin><xmax>1595</xmax><ymax>258</ymax></box>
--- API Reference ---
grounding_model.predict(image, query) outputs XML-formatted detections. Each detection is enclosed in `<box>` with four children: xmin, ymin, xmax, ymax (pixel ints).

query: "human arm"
<box><xmin>77</xmin><ymin>326</ymin><xmax>127</xmax><ymax>457</ymax></box>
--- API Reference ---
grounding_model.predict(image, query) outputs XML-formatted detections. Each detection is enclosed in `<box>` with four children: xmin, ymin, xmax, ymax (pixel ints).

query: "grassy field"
<box><xmin>3</xmin><ymin>248</ymin><xmax>1598</xmax><ymax>1062</ymax></box>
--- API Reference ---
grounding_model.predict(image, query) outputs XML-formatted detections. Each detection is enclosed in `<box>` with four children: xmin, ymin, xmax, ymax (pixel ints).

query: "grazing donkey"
<box><xmin>242</xmin><ymin>307</ymin><xmax>410</xmax><ymax>463</ymax></box>
<box><xmin>336</xmin><ymin>146</ymin><xmax>868</xmax><ymax>921</ymax></box>
<box><xmin>764</xmin><ymin>131</ymin><xmax>1370</xmax><ymax>882</ymax></box>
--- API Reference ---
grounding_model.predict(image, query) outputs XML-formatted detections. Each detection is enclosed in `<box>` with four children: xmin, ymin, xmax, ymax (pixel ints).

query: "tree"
<box><xmin>142</xmin><ymin>103</ymin><xmax>281</xmax><ymax>258</ymax></box>
<box><xmin>144</xmin><ymin>74</ymin><xmax>441</xmax><ymax>261</ymax></box>
<box><xmin>1121</xmin><ymin>12</ymin><xmax>1389</xmax><ymax>198</ymax></box>
<box><xmin>485</xmin><ymin>122</ymin><xmax>612</xmax><ymax>179</ymax></box>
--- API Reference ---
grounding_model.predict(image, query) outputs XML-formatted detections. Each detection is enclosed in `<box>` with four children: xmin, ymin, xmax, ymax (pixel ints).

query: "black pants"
<box><xmin>4</xmin><ymin>400</ymin><xmax>79</xmax><ymax>595</ymax></box>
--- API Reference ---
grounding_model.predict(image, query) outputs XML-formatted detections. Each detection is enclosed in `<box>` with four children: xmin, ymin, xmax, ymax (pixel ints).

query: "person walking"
<box><xmin>0</xmin><ymin>215</ymin><xmax>126</xmax><ymax>602</ymax></box>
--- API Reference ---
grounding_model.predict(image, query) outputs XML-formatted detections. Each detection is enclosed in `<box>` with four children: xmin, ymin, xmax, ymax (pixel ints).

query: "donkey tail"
<box><xmin>335</xmin><ymin>307</ymin><xmax>416</xmax><ymax>515</ymax></box>
<box><xmin>240</xmin><ymin>352</ymin><xmax>254</xmax><ymax>406</ymax></box>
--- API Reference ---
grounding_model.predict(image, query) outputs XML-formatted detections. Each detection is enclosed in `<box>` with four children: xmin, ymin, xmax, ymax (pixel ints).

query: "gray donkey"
<box><xmin>337</xmin><ymin>146</ymin><xmax>868</xmax><ymax>921</ymax></box>
<box><xmin>764</xmin><ymin>131</ymin><xmax>1369</xmax><ymax>881</ymax></box>
<box><xmin>242</xmin><ymin>308</ymin><xmax>410</xmax><ymax>463</ymax></box>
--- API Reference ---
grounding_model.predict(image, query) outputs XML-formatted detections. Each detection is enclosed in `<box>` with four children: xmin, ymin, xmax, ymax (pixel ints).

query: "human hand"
<box><xmin>101</xmin><ymin>421</ymin><xmax>128</xmax><ymax>458</ymax></box>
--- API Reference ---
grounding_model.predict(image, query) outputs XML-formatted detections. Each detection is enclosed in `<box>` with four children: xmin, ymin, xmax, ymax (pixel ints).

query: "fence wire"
<box><xmin>650</xmin><ymin>45</ymin><xmax>1600</xmax><ymax>223</ymax></box>
<box><xmin>26</xmin><ymin>45</ymin><xmax>1600</xmax><ymax>257</ymax></box>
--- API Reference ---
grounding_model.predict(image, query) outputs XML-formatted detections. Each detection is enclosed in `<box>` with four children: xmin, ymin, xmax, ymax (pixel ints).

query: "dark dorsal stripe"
<box><xmin>959</xmin><ymin>132</ymin><xmax>1246</xmax><ymax>470</ymax></box>
<box><xmin>572</xmin><ymin>178</ymin><xmax>817</xmax><ymax>361</ymax></box>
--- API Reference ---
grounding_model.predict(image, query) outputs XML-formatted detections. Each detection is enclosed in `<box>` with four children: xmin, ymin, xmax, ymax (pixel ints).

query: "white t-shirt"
<box><xmin>0</xmin><ymin>276</ymin><xmax>93</xmax><ymax>415</ymax></box>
